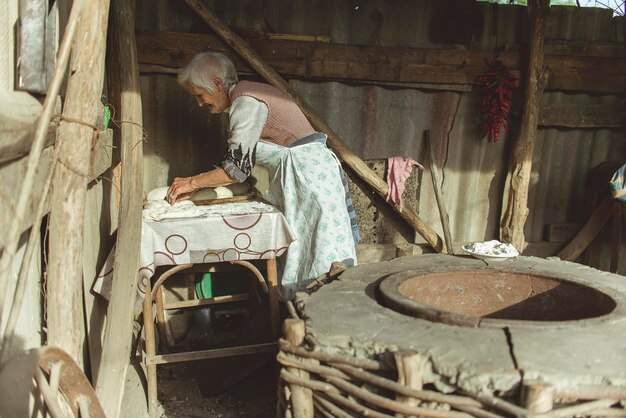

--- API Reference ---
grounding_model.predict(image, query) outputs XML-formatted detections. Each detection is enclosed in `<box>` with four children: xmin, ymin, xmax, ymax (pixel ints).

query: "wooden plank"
<box><xmin>47</xmin><ymin>0</ymin><xmax>111</xmax><ymax>365</ymax></box>
<box><xmin>182</xmin><ymin>0</ymin><xmax>444</xmax><ymax>252</ymax></box>
<box><xmin>500</xmin><ymin>0</ymin><xmax>549</xmax><ymax>252</ymax></box>
<box><xmin>543</xmin><ymin>222</ymin><xmax>582</xmax><ymax>243</ymax></box>
<box><xmin>163</xmin><ymin>293</ymin><xmax>249</xmax><ymax>309</ymax></box>
<box><xmin>145</xmin><ymin>342</ymin><xmax>278</xmax><ymax>365</ymax></box>
<box><xmin>192</xmin><ymin>192</ymin><xmax>256</xmax><ymax>206</ymax></box>
<box><xmin>557</xmin><ymin>197</ymin><xmax>613</xmax><ymax>261</ymax></box>
<box><xmin>136</xmin><ymin>31</ymin><xmax>626</xmax><ymax>94</ymax></box>
<box><xmin>544</xmin><ymin>40</ymin><xmax>625</xmax><ymax>57</ymax></box>
<box><xmin>539</xmin><ymin>104</ymin><xmax>625</xmax><ymax>128</ymax></box>
<box><xmin>82</xmin><ymin>175</ymin><xmax>118</xmax><ymax>383</ymax></box>
<box><xmin>94</xmin><ymin>0</ymin><xmax>144</xmax><ymax>415</ymax></box>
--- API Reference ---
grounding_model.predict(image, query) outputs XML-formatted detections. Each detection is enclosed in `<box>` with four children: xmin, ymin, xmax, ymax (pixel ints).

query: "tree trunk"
<box><xmin>47</xmin><ymin>0</ymin><xmax>110</xmax><ymax>365</ymax></box>
<box><xmin>499</xmin><ymin>0</ymin><xmax>549</xmax><ymax>251</ymax></box>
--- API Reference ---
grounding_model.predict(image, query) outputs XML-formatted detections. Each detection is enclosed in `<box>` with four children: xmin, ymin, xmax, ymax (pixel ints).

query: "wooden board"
<box><xmin>136</xmin><ymin>31</ymin><xmax>625</xmax><ymax>94</ymax></box>
<box><xmin>539</xmin><ymin>104</ymin><xmax>625</xmax><ymax>129</ymax></box>
<box><xmin>94</xmin><ymin>0</ymin><xmax>144</xmax><ymax>415</ymax></box>
<box><xmin>192</xmin><ymin>192</ymin><xmax>257</xmax><ymax>206</ymax></box>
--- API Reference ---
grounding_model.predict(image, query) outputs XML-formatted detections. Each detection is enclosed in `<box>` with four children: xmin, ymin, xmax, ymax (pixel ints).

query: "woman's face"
<box><xmin>188</xmin><ymin>78</ymin><xmax>230</xmax><ymax>114</ymax></box>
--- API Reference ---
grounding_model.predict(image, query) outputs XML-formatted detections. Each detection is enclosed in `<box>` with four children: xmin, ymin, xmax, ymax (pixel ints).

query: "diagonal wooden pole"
<box><xmin>94</xmin><ymin>0</ymin><xmax>144</xmax><ymax>416</ymax></box>
<box><xmin>182</xmin><ymin>0</ymin><xmax>444</xmax><ymax>253</ymax></box>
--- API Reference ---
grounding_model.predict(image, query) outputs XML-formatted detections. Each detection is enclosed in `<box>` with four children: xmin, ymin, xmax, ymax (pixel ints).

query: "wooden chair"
<box><xmin>142</xmin><ymin>259</ymin><xmax>280</xmax><ymax>418</ymax></box>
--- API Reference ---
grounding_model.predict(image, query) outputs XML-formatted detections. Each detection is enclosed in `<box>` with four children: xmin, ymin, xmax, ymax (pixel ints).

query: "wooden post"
<box><xmin>499</xmin><ymin>0</ymin><xmax>549</xmax><ymax>252</ymax></box>
<box><xmin>182</xmin><ymin>0</ymin><xmax>444</xmax><ymax>253</ymax></box>
<box><xmin>425</xmin><ymin>131</ymin><xmax>454</xmax><ymax>254</ymax></box>
<box><xmin>94</xmin><ymin>0</ymin><xmax>144</xmax><ymax>416</ymax></box>
<box><xmin>283</xmin><ymin>319</ymin><xmax>314</xmax><ymax>418</ymax></box>
<box><xmin>393</xmin><ymin>351</ymin><xmax>426</xmax><ymax>417</ymax></box>
<box><xmin>267</xmin><ymin>258</ymin><xmax>280</xmax><ymax>339</ymax></box>
<box><xmin>143</xmin><ymin>278</ymin><xmax>159</xmax><ymax>418</ymax></box>
<box><xmin>47</xmin><ymin>0</ymin><xmax>111</xmax><ymax>365</ymax></box>
<box><xmin>610</xmin><ymin>202</ymin><xmax>623</xmax><ymax>273</ymax></box>
<box><xmin>522</xmin><ymin>381</ymin><xmax>554</xmax><ymax>415</ymax></box>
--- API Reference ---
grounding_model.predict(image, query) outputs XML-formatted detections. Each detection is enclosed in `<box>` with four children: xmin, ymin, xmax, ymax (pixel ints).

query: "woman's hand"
<box><xmin>166</xmin><ymin>177</ymin><xmax>197</xmax><ymax>205</ymax></box>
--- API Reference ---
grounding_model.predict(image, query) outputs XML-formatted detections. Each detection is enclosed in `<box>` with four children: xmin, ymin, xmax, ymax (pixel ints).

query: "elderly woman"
<box><xmin>166</xmin><ymin>52</ymin><xmax>358</xmax><ymax>299</ymax></box>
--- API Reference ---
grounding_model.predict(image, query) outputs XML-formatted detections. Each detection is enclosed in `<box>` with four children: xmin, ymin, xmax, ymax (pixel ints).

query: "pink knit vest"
<box><xmin>230</xmin><ymin>81</ymin><xmax>315</xmax><ymax>146</ymax></box>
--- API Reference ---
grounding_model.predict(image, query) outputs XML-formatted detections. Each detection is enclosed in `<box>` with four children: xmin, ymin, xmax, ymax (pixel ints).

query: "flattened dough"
<box><xmin>191</xmin><ymin>182</ymin><xmax>251</xmax><ymax>201</ymax></box>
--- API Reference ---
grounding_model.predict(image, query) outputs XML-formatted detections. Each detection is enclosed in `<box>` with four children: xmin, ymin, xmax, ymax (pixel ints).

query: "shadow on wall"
<box><xmin>139</xmin><ymin>75</ymin><xmax>228</xmax><ymax>193</ymax></box>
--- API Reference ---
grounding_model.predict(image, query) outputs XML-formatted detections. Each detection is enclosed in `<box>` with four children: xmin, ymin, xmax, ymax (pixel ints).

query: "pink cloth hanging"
<box><xmin>386</xmin><ymin>156</ymin><xmax>424</xmax><ymax>206</ymax></box>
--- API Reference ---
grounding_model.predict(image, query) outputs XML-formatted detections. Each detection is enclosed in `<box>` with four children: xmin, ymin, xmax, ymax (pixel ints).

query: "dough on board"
<box><xmin>191</xmin><ymin>182</ymin><xmax>251</xmax><ymax>201</ymax></box>
<box><xmin>145</xmin><ymin>183</ymin><xmax>250</xmax><ymax>203</ymax></box>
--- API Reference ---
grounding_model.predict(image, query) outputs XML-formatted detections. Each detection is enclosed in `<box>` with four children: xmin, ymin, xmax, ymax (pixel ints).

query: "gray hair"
<box><xmin>177</xmin><ymin>52</ymin><xmax>238</xmax><ymax>93</ymax></box>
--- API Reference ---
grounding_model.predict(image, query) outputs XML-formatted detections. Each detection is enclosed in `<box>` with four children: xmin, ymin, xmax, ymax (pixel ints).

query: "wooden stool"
<box><xmin>142</xmin><ymin>258</ymin><xmax>280</xmax><ymax>418</ymax></box>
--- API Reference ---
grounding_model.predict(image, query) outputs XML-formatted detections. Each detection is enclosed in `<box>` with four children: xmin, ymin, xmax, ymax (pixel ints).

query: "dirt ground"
<box><xmin>157</xmin><ymin>354</ymin><xmax>277</xmax><ymax>418</ymax></box>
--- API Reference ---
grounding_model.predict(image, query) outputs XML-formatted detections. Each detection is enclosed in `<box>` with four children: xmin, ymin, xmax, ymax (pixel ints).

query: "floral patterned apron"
<box><xmin>255</xmin><ymin>133</ymin><xmax>357</xmax><ymax>299</ymax></box>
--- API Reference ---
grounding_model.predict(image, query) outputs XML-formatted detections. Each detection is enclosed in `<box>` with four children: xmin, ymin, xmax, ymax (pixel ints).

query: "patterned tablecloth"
<box><xmin>93</xmin><ymin>201</ymin><xmax>295</xmax><ymax>301</ymax></box>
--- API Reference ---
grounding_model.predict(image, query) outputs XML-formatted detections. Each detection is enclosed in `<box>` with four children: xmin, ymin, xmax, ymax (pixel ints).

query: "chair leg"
<box><xmin>155</xmin><ymin>285</ymin><xmax>175</xmax><ymax>351</ymax></box>
<box><xmin>143</xmin><ymin>279</ymin><xmax>158</xmax><ymax>418</ymax></box>
<box><xmin>267</xmin><ymin>258</ymin><xmax>280</xmax><ymax>339</ymax></box>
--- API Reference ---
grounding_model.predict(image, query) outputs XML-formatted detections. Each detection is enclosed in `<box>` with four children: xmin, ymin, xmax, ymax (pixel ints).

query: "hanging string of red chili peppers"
<box><xmin>476</xmin><ymin>59</ymin><xmax>517</xmax><ymax>143</ymax></box>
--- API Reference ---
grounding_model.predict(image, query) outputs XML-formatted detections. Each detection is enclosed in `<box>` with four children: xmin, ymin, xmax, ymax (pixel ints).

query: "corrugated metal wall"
<box><xmin>135</xmin><ymin>0</ymin><xmax>625</xmax><ymax>271</ymax></box>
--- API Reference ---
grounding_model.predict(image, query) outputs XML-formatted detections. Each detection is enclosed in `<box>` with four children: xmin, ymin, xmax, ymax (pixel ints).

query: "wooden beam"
<box><xmin>163</xmin><ymin>293</ymin><xmax>249</xmax><ymax>310</ymax></box>
<box><xmin>47</xmin><ymin>0</ymin><xmax>110</xmax><ymax>365</ymax></box>
<box><xmin>538</xmin><ymin>104</ymin><xmax>625</xmax><ymax>128</ymax></box>
<box><xmin>94</xmin><ymin>0</ymin><xmax>144</xmax><ymax>415</ymax></box>
<box><xmin>145</xmin><ymin>342</ymin><xmax>278</xmax><ymax>365</ymax></box>
<box><xmin>181</xmin><ymin>0</ymin><xmax>444</xmax><ymax>252</ymax></box>
<box><xmin>499</xmin><ymin>0</ymin><xmax>549</xmax><ymax>252</ymax></box>
<box><xmin>135</xmin><ymin>31</ymin><xmax>626</xmax><ymax>94</ymax></box>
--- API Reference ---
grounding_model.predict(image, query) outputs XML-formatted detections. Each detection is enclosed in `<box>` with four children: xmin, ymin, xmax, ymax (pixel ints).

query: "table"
<box><xmin>93</xmin><ymin>201</ymin><xmax>295</xmax><ymax>416</ymax></box>
<box><xmin>94</xmin><ymin>201</ymin><xmax>294</xmax><ymax>305</ymax></box>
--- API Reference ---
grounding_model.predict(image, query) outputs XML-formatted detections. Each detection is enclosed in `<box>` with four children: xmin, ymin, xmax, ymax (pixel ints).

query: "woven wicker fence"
<box><xmin>277</xmin><ymin>317</ymin><xmax>626</xmax><ymax>418</ymax></box>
